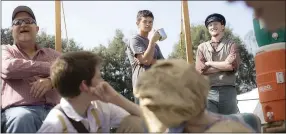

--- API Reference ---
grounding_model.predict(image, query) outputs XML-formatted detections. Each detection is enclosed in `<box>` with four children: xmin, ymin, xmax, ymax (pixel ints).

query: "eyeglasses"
<box><xmin>12</xmin><ymin>18</ymin><xmax>37</xmax><ymax>26</ymax></box>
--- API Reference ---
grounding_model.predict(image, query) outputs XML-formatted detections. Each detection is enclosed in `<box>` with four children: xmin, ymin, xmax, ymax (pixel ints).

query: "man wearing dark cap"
<box><xmin>1</xmin><ymin>6</ymin><xmax>61</xmax><ymax>133</ymax></box>
<box><xmin>195</xmin><ymin>13</ymin><xmax>240</xmax><ymax>115</ymax></box>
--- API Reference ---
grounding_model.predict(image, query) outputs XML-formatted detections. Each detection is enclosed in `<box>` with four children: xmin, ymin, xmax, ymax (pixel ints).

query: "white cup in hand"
<box><xmin>157</xmin><ymin>28</ymin><xmax>167</xmax><ymax>41</ymax></box>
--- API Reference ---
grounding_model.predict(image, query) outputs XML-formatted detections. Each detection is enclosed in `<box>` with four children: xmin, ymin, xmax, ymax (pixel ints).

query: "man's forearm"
<box><xmin>151</xmin><ymin>59</ymin><xmax>158</xmax><ymax>65</ymax></box>
<box><xmin>25</xmin><ymin>75</ymin><xmax>50</xmax><ymax>84</ymax></box>
<box><xmin>2</xmin><ymin>58</ymin><xmax>51</xmax><ymax>79</ymax></box>
<box><xmin>202</xmin><ymin>67</ymin><xmax>221</xmax><ymax>75</ymax></box>
<box><xmin>109</xmin><ymin>93</ymin><xmax>142</xmax><ymax>117</ymax></box>
<box><xmin>141</xmin><ymin>42</ymin><xmax>156</xmax><ymax>65</ymax></box>
<box><xmin>209</xmin><ymin>61</ymin><xmax>233</xmax><ymax>71</ymax></box>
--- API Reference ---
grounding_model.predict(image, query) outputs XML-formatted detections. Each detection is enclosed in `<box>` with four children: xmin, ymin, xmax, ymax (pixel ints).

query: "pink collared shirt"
<box><xmin>1</xmin><ymin>44</ymin><xmax>61</xmax><ymax>109</ymax></box>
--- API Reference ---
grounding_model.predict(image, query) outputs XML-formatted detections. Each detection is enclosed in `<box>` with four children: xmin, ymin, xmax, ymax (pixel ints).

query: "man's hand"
<box><xmin>30</xmin><ymin>78</ymin><xmax>53</xmax><ymax>98</ymax></box>
<box><xmin>91</xmin><ymin>81</ymin><xmax>142</xmax><ymax>117</ymax></box>
<box><xmin>202</xmin><ymin>67</ymin><xmax>221</xmax><ymax>75</ymax></box>
<box><xmin>134</xmin><ymin>57</ymin><xmax>141</xmax><ymax>65</ymax></box>
<box><xmin>205</xmin><ymin>61</ymin><xmax>233</xmax><ymax>71</ymax></box>
<box><xmin>205</xmin><ymin>61</ymin><xmax>212</xmax><ymax>66</ymax></box>
<box><xmin>150</xmin><ymin>29</ymin><xmax>161</xmax><ymax>44</ymax></box>
<box><xmin>90</xmin><ymin>81</ymin><xmax>118</xmax><ymax>103</ymax></box>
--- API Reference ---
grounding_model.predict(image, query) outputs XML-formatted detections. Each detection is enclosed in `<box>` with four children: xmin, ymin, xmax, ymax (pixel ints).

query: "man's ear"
<box><xmin>36</xmin><ymin>26</ymin><xmax>39</xmax><ymax>33</ymax></box>
<box><xmin>79</xmin><ymin>80</ymin><xmax>89</xmax><ymax>92</ymax></box>
<box><xmin>136</xmin><ymin>21</ymin><xmax>139</xmax><ymax>27</ymax></box>
<box><xmin>222</xmin><ymin>25</ymin><xmax>225</xmax><ymax>31</ymax></box>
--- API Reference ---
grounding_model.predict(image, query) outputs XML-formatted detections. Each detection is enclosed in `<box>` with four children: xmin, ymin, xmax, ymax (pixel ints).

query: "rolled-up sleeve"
<box><xmin>129</xmin><ymin>38</ymin><xmax>146</xmax><ymax>56</ymax></box>
<box><xmin>225</xmin><ymin>43</ymin><xmax>240</xmax><ymax>71</ymax></box>
<box><xmin>195</xmin><ymin>45</ymin><xmax>208</xmax><ymax>74</ymax></box>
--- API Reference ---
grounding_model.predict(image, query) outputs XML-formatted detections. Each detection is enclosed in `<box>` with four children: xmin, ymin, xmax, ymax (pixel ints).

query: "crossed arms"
<box><xmin>195</xmin><ymin>43</ymin><xmax>240</xmax><ymax>75</ymax></box>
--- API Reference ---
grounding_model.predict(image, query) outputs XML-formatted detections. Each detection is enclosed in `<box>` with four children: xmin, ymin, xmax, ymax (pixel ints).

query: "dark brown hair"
<box><xmin>137</xmin><ymin>10</ymin><xmax>154</xmax><ymax>22</ymax></box>
<box><xmin>50</xmin><ymin>51</ymin><xmax>102</xmax><ymax>98</ymax></box>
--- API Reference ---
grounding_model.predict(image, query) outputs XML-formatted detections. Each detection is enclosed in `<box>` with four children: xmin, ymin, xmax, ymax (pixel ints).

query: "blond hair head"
<box><xmin>134</xmin><ymin>59</ymin><xmax>210</xmax><ymax>132</ymax></box>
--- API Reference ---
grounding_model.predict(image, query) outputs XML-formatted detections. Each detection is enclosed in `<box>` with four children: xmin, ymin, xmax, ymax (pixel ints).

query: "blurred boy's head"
<box><xmin>134</xmin><ymin>59</ymin><xmax>210</xmax><ymax>132</ymax></box>
<box><xmin>50</xmin><ymin>51</ymin><xmax>103</xmax><ymax>100</ymax></box>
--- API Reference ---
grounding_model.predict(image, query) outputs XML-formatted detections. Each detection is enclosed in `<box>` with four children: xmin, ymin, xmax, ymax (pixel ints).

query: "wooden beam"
<box><xmin>182</xmin><ymin>1</ymin><xmax>193</xmax><ymax>63</ymax></box>
<box><xmin>55</xmin><ymin>1</ymin><xmax>62</xmax><ymax>52</ymax></box>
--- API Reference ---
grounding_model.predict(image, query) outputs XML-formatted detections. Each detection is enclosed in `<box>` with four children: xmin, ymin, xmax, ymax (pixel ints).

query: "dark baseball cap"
<box><xmin>12</xmin><ymin>6</ymin><xmax>36</xmax><ymax>22</ymax></box>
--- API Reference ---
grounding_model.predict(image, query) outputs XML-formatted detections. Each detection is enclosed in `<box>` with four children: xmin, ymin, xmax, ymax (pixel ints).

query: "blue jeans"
<box><xmin>1</xmin><ymin>105</ymin><xmax>53</xmax><ymax>133</ymax></box>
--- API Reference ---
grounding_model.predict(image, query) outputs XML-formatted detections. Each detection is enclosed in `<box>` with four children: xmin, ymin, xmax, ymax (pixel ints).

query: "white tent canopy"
<box><xmin>237</xmin><ymin>88</ymin><xmax>266</xmax><ymax>123</ymax></box>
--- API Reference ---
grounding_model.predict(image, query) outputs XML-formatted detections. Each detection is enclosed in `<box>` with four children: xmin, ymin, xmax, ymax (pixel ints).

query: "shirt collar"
<box><xmin>206</xmin><ymin>35</ymin><xmax>228</xmax><ymax>53</ymax></box>
<box><xmin>14</xmin><ymin>43</ymin><xmax>42</xmax><ymax>50</ymax></box>
<box><xmin>60</xmin><ymin>98</ymin><xmax>94</xmax><ymax>122</ymax></box>
<box><xmin>14</xmin><ymin>43</ymin><xmax>44</xmax><ymax>56</ymax></box>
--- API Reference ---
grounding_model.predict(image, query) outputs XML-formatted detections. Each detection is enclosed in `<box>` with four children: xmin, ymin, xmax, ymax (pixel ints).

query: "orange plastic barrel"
<box><xmin>255</xmin><ymin>44</ymin><xmax>285</xmax><ymax>123</ymax></box>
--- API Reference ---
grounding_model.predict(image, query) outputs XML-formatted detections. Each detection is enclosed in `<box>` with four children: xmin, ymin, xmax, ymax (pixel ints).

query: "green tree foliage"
<box><xmin>1</xmin><ymin>28</ymin><xmax>14</xmax><ymax>45</ymax></box>
<box><xmin>92</xmin><ymin>29</ymin><xmax>134</xmax><ymax>101</ymax></box>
